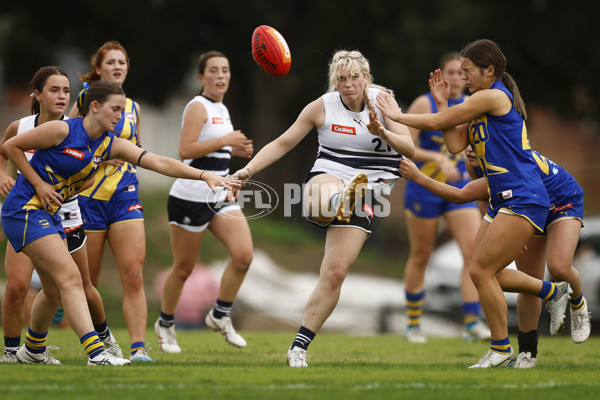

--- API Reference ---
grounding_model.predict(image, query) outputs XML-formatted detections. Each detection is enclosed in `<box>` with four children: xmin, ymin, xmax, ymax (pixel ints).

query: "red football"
<box><xmin>251</xmin><ymin>25</ymin><xmax>291</xmax><ymax>76</ymax></box>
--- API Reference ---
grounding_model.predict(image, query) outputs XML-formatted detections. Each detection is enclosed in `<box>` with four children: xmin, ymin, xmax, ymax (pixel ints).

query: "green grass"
<box><xmin>1</xmin><ymin>329</ymin><xmax>599</xmax><ymax>400</ymax></box>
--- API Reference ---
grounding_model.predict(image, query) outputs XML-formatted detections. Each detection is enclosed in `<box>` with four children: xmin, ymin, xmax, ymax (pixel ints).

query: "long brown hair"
<box><xmin>77</xmin><ymin>81</ymin><xmax>125</xmax><ymax>117</ymax></box>
<box><xmin>460</xmin><ymin>39</ymin><xmax>527</xmax><ymax>120</ymax></box>
<box><xmin>30</xmin><ymin>66</ymin><xmax>69</xmax><ymax>114</ymax></box>
<box><xmin>79</xmin><ymin>41</ymin><xmax>130</xmax><ymax>83</ymax></box>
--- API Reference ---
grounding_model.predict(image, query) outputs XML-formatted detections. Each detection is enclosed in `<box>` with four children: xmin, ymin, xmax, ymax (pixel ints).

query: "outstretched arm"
<box><xmin>110</xmin><ymin>138</ymin><xmax>240</xmax><ymax>193</ymax></box>
<box><xmin>399</xmin><ymin>158</ymin><xmax>488</xmax><ymax>204</ymax></box>
<box><xmin>233</xmin><ymin>98</ymin><xmax>323</xmax><ymax>181</ymax></box>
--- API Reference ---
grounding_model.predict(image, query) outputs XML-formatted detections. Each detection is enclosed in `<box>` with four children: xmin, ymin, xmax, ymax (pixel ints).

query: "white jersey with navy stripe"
<box><xmin>17</xmin><ymin>114</ymin><xmax>38</xmax><ymax>162</ymax></box>
<box><xmin>311</xmin><ymin>88</ymin><xmax>403</xmax><ymax>195</ymax></box>
<box><xmin>169</xmin><ymin>95</ymin><xmax>233</xmax><ymax>203</ymax></box>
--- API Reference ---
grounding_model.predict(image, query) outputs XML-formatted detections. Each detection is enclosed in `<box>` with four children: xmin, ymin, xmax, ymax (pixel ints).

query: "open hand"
<box><xmin>429</xmin><ymin>69</ymin><xmax>450</xmax><ymax>105</ymax></box>
<box><xmin>366</xmin><ymin>111</ymin><xmax>385</xmax><ymax>137</ymax></box>
<box><xmin>376</xmin><ymin>91</ymin><xmax>403</xmax><ymax>121</ymax></box>
<box><xmin>202</xmin><ymin>172</ymin><xmax>241</xmax><ymax>194</ymax></box>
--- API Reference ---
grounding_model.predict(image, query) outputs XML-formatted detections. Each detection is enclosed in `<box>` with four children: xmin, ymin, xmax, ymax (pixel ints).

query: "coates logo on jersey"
<box><xmin>125</xmin><ymin>112</ymin><xmax>134</xmax><ymax>120</ymax></box>
<box><xmin>92</xmin><ymin>155</ymin><xmax>103</xmax><ymax>165</ymax></box>
<box><xmin>63</xmin><ymin>147</ymin><xmax>84</xmax><ymax>160</ymax></box>
<box><xmin>332</xmin><ymin>124</ymin><xmax>356</xmax><ymax>135</ymax></box>
<box><xmin>212</xmin><ymin>117</ymin><xmax>224</xmax><ymax>124</ymax></box>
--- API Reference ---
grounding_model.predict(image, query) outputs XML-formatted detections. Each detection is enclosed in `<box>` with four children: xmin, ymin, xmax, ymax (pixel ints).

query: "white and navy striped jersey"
<box><xmin>17</xmin><ymin>114</ymin><xmax>43</xmax><ymax>163</ymax></box>
<box><xmin>169</xmin><ymin>95</ymin><xmax>233</xmax><ymax>203</ymax></box>
<box><xmin>311</xmin><ymin>87</ymin><xmax>403</xmax><ymax>194</ymax></box>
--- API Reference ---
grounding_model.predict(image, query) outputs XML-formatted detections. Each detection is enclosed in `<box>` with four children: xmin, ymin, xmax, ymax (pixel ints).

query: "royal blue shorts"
<box><xmin>484</xmin><ymin>203</ymin><xmax>549</xmax><ymax>233</ymax></box>
<box><xmin>1</xmin><ymin>208</ymin><xmax>65</xmax><ymax>252</ymax></box>
<box><xmin>404</xmin><ymin>179</ymin><xmax>478</xmax><ymax>219</ymax></box>
<box><xmin>79</xmin><ymin>196</ymin><xmax>144</xmax><ymax>231</ymax></box>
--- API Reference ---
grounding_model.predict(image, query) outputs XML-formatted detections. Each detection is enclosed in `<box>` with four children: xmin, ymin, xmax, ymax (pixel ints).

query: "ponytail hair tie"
<box><xmin>77</xmin><ymin>82</ymin><xmax>90</xmax><ymax>109</ymax></box>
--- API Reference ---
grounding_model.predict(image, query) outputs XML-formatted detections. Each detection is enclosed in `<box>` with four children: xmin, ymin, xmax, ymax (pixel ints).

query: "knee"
<box><xmin>59</xmin><ymin>271</ymin><xmax>85</xmax><ymax>294</ymax></box>
<box><xmin>408</xmin><ymin>249</ymin><xmax>432</xmax><ymax>269</ymax></box>
<box><xmin>547</xmin><ymin>262</ymin><xmax>569</xmax><ymax>281</ymax></box>
<box><xmin>231</xmin><ymin>249</ymin><xmax>253</xmax><ymax>273</ymax></box>
<box><xmin>121</xmin><ymin>264</ymin><xmax>145</xmax><ymax>292</ymax></box>
<box><xmin>323</xmin><ymin>263</ymin><xmax>348</xmax><ymax>291</ymax></box>
<box><xmin>469</xmin><ymin>264</ymin><xmax>485</xmax><ymax>286</ymax></box>
<box><xmin>3</xmin><ymin>279</ymin><xmax>30</xmax><ymax>304</ymax></box>
<box><xmin>172</xmin><ymin>263</ymin><xmax>195</xmax><ymax>282</ymax></box>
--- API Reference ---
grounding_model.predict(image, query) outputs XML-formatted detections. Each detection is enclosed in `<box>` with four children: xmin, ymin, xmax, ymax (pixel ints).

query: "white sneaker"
<box><xmin>545</xmin><ymin>282</ymin><xmax>571</xmax><ymax>335</ymax></box>
<box><xmin>571</xmin><ymin>297</ymin><xmax>591</xmax><ymax>343</ymax></box>
<box><xmin>154</xmin><ymin>319</ymin><xmax>182</xmax><ymax>353</ymax></box>
<box><xmin>469</xmin><ymin>349</ymin><xmax>516</xmax><ymax>368</ymax></box>
<box><xmin>205</xmin><ymin>310</ymin><xmax>247</xmax><ymax>348</ymax></box>
<box><xmin>103</xmin><ymin>331</ymin><xmax>123</xmax><ymax>358</ymax></box>
<box><xmin>462</xmin><ymin>320</ymin><xmax>492</xmax><ymax>342</ymax></box>
<box><xmin>16</xmin><ymin>344</ymin><xmax>61</xmax><ymax>365</ymax></box>
<box><xmin>335</xmin><ymin>173</ymin><xmax>368</xmax><ymax>223</ymax></box>
<box><xmin>130</xmin><ymin>348</ymin><xmax>154</xmax><ymax>362</ymax></box>
<box><xmin>405</xmin><ymin>326</ymin><xmax>427</xmax><ymax>343</ymax></box>
<box><xmin>0</xmin><ymin>351</ymin><xmax>19</xmax><ymax>363</ymax></box>
<box><xmin>88</xmin><ymin>350</ymin><xmax>131</xmax><ymax>366</ymax></box>
<box><xmin>514</xmin><ymin>351</ymin><xmax>537</xmax><ymax>368</ymax></box>
<box><xmin>287</xmin><ymin>346</ymin><xmax>309</xmax><ymax>367</ymax></box>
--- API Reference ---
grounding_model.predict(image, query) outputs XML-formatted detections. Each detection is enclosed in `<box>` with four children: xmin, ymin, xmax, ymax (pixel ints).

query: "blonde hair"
<box><xmin>326</xmin><ymin>50</ymin><xmax>393</xmax><ymax>113</ymax></box>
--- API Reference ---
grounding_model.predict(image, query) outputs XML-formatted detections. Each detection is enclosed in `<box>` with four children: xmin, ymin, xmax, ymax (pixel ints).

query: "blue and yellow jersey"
<box><xmin>2</xmin><ymin>118</ymin><xmax>114</xmax><ymax>215</ymax></box>
<box><xmin>415</xmin><ymin>93</ymin><xmax>468</xmax><ymax>183</ymax></box>
<box><xmin>79</xmin><ymin>97</ymin><xmax>140</xmax><ymax>201</ymax></box>
<box><xmin>532</xmin><ymin>150</ymin><xmax>584</xmax><ymax>209</ymax></box>
<box><xmin>468</xmin><ymin>80</ymin><xmax>549</xmax><ymax>211</ymax></box>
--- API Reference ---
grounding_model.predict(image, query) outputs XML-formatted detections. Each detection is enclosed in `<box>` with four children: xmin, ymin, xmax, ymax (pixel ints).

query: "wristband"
<box><xmin>137</xmin><ymin>150</ymin><xmax>148</xmax><ymax>166</ymax></box>
<box><xmin>199</xmin><ymin>171</ymin><xmax>206</xmax><ymax>181</ymax></box>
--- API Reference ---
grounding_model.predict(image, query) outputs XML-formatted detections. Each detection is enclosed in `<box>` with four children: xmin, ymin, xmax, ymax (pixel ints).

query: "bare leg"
<box><xmin>546</xmin><ymin>219</ymin><xmax>582</xmax><ymax>297</ymax></box>
<box><xmin>445</xmin><ymin>209</ymin><xmax>481</xmax><ymax>303</ymax></box>
<box><xmin>161</xmin><ymin>225</ymin><xmax>205</xmax><ymax>314</ymax></box>
<box><xmin>470</xmin><ymin>214</ymin><xmax>538</xmax><ymax>340</ymax></box>
<box><xmin>208</xmin><ymin>210</ymin><xmax>253</xmax><ymax>302</ymax></box>
<box><xmin>512</xmin><ymin>236</ymin><xmax>546</xmax><ymax>332</ymax></box>
<box><xmin>71</xmin><ymin>244</ymin><xmax>106</xmax><ymax>325</ymax></box>
<box><xmin>403</xmin><ymin>213</ymin><xmax>438</xmax><ymax>295</ymax></box>
<box><xmin>301</xmin><ymin>227</ymin><xmax>367</xmax><ymax>333</ymax></box>
<box><xmin>22</xmin><ymin>235</ymin><xmax>95</xmax><ymax>337</ymax></box>
<box><xmin>106</xmin><ymin>221</ymin><xmax>148</xmax><ymax>346</ymax></box>
<box><xmin>2</xmin><ymin>244</ymin><xmax>35</xmax><ymax>338</ymax></box>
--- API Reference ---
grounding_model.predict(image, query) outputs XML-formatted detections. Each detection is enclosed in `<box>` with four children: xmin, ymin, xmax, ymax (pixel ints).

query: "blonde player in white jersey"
<box><xmin>0</xmin><ymin>66</ymin><xmax>121</xmax><ymax>364</ymax></box>
<box><xmin>154</xmin><ymin>51</ymin><xmax>254</xmax><ymax>353</ymax></box>
<box><xmin>232</xmin><ymin>50</ymin><xmax>414</xmax><ymax>367</ymax></box>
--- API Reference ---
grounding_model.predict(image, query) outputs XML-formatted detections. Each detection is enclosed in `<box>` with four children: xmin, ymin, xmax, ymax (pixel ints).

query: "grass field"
<box><xmin>1</xmin><ymin>329</ymin><xmax>598</xmax><ymax>400</ymax></box>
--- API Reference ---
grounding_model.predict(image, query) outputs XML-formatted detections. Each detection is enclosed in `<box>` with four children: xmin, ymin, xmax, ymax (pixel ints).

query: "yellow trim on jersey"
<box><xmin>498</xmin><ymin>207</ymin><xmax>545</xmax><ymax>233</ymax></box>
<box><xmin>79</xmin><ymin>98</ymin><xmax>139</xmax><ymax>201</ymax></box>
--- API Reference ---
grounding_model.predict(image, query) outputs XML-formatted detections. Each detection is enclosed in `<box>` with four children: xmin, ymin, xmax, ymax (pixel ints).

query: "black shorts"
<box><xmin>303</xmin><ymin>171</ymin><xmax>378</xmax><ymax>235</ymax></box>
<box><xmin>66</xmin><ymin>226</ymin><xmax>86</xmax><ymax>253</ymax></box>
<box><xmin>167</xmin><ymin>195</ymin><xmax>241</xmax><ymax>233</ymax></box>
